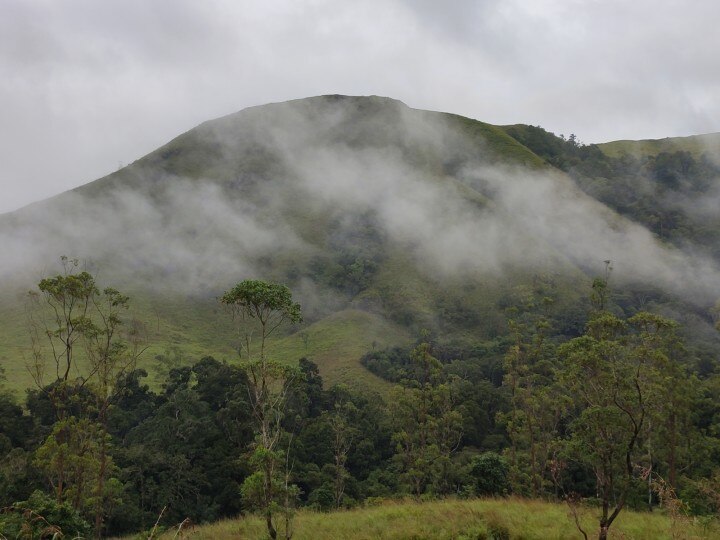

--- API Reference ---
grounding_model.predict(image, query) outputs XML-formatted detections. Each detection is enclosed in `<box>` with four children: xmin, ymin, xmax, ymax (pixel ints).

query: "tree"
<box><xmin>500</xmin><ymin>279</ymin><xmax>565</xmax><ymax>497</ymax></box>
<box><xmin>0</xmin><ymin>490</ymin><xmax>90</xmax><ymax>539</ymax></box>
<box><xmin>324</xmin><ymin>394</ymin><xmax>358</xmax><ymax>508</ymax></box>
<box><xmin>220</xmin><ymin>280</ymin><xmax>302</xmax><ymax>540</ymax></box>
<box><xmin>390</xmin><ymin>341</ymin><xmax>463</xmax><ymax>497</ymax></box>
<box><xmin>468</xmin><ymin>452</ymin><xmax>509</xmax><ymax>496</ymax></box>
<box><xmin>26</xmin><ymin>257</ymin><xmax>144</xmax><ymax>537</ymax></box>
<box><xmin>26</xmin><ymin>257</ymin><xmax>100</xmax><ymax>419</ymax></box>
<box><xmin>558</xmin><ymin>311</ymin><xmax>678</xmax><ymax>540</ymax></box>
<box><xmin>34</xmin><ymin>416</ymin><xmax>106</xmax><ymax>516</ymax></box>
<box><xmin>84</xmin><ymin>287</ymin><xmax>145</xmax><ymax>536</ymax></box>
<box><xmin>0</xmin><ymin>390</ymin><xmax>35</xmax><ymax>506</ymax></box>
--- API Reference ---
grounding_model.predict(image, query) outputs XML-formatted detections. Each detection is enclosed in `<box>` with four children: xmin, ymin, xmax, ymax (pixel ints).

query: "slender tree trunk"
<box><xmin>669</xmin><ymin>412</ymin><xmax>677</xmax><ymax>488</ymax></box>
<box><xmin>94</xmin><ymin>416</ymin><xmax>108</xmax><ymax>538</ymax></box>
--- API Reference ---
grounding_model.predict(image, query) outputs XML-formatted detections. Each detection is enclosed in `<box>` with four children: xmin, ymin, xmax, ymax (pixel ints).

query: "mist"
<box><xmin>2</xmin><ymin>96</ymin><xmax>720</xmax><ymax>311</ymax></box>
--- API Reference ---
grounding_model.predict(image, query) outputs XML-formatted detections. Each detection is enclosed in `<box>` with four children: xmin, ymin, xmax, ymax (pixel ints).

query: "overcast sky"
<box><xmin>1</xmin><ymin>0</ymin><xmax>719</xmax><ymax>213</ymax></box>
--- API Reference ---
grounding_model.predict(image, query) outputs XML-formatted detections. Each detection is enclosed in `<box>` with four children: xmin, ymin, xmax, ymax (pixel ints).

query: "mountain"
<box><xmin>2</xmin><ymin>95</ymin><xmax>720</xmax><ymax>394</ymax></box>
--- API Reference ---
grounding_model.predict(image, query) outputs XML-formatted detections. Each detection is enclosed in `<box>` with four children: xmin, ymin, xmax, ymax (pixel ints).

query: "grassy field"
<box><xmin>136</xmin><ymin>497</ymin><xmax>719</xmax><ymax>540</ymax></box>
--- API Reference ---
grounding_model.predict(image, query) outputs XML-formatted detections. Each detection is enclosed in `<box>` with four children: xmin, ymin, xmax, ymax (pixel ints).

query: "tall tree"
<box><xmin>84</xmin><ymin>287</ymin><xmax>145</xmax><ymax>536</ymax></box>
<box><xmin>26</xmin><ymin>256</ymin><xmax>99</xmax><ymax>420</ymax></box>
<box><xmin>26</xmin><ymin>257</ymin><xmax>144</xmax><ymax>537</ymax></box>
<box><xmin>500</xmin><ymin>279</ymin><xmax>565</xmax><ymax>497</ymax></box>
<box><xmin>220</xmin><ymin>280</ymin><xmax>302</xmax><ymax>540</ymax></box>
<box><xmin>390</xmin><ymin>341</ymin><xmax>462</xmax><ymax>497</ymax></box>
<box><xmin>324</xmin><ymin>393</ymin><xmax>358</xmax><ymax>508</ymax></box>
<box><xmin>559</xmin><ymin>311</ymin><xmax>678</xmax><ymax>540</ymax></box>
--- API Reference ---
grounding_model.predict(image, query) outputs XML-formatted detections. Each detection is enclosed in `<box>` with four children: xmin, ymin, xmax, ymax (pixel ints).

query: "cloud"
<box><xmin>2</xmin><ymin>95</ymin><xmax>720</xmax><ymax>315</ymax></box>
<box><xmin>3</xmin><ymin>0</ymin><xmax>720</xmax><ymax>213</ymax></box>
<box><xmin>0</xmin><ymin>178</ymin><xmax>308</xmax><ymax>294</ymax></box>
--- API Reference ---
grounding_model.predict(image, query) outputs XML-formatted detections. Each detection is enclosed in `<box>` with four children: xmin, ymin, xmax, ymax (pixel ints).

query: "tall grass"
<box><xmin>139</xmin><ymin>497</ymin><xmax>719</xmax><ymax>540</ymax></box>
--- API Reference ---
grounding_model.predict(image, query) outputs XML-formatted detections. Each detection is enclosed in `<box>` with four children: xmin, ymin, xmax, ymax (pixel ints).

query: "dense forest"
<box><xmin>3</xmin><ymin>261</ymin><xmax>720</xmax><ymax>540</ymax></box>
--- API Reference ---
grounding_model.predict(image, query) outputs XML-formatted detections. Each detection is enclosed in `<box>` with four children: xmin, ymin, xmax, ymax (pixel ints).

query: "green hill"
<box><xmin>2</xmin><ymin>95</ymin><xmax>720</xmax><ymax>396</ymax></box>
<box><xmin>598</xmin><ymin>132</ymin><xmax>720</xmax><ymax>159</ymax></box>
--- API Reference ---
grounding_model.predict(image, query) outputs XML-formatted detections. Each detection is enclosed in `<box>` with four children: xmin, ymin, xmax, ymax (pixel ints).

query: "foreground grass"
<box><xmin>143</xmin><ymin>497</ymin><xmax>719</xmax><ymax>540</ymax></box>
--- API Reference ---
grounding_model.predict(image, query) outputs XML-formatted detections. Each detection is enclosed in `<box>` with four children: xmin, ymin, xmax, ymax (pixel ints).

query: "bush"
<box><xmin>308</xmin><ymin>487</ymin><xmax>335</xmax><ymax>511</ymax></box>
<box><xmin>0</xmin><ymin>490</ymin><xmax>90</xmax><ymax>538</ymax></box>
<box><xmin>468</xmin><ymin>452</ymin><xmax>509</xmax><ymax>496</ymax></box>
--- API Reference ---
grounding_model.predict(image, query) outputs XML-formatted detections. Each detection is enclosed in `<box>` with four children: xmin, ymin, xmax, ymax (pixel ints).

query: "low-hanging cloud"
<box><xmin>0</xmin><ymin>179</ymin><xmax>308</xmax><ymax>294</ymax></box>
<box><xmin>2</xmin><ymin>96</ymin><xmax>720</xmax><ymax>312</ymax></box>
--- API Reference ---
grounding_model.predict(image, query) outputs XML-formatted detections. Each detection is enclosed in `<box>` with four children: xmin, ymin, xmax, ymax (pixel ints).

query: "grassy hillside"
<box><xmin>137</xmin><ymin>497</ymin><xmax>719</xmax><ymax>540</ymax></box>
<box><xmin>598</xmin><ymin>132</ymin><xmax>720</xmax><ymax>158</ymax></box>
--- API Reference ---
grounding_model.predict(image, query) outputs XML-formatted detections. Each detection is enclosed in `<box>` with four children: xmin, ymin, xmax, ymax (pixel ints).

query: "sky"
<box><xmin>1</xmin><ymin>0</ymin><xmax>719</xmax><ymax>214</ymax></box>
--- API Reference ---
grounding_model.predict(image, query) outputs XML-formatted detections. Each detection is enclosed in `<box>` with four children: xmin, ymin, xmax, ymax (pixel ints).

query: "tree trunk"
<box><xmin>94</xmin><ymin>423</ymin><xmax>108</xmax><ymax>538</ymax></box>
<box><xmin>669</xmin><ymin>412</ymin><xmax>677</xmax><ymax>488</ymax></box>
<box><xmin>266</xmin><ymin>509</ymin><xmax>277</xmax><ymax>540</ymax></box>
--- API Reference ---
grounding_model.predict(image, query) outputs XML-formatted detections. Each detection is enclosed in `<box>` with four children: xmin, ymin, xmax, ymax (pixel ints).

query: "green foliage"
<box><xmin>558</xmin><ymin>310</ymin><xmax>686</xmax><ymax>538</ymax></box>
<box><xmin>0</xmin><ymin>490</ymin><xmax>90</xmax><ymax>539</ymax></box>
<box><xmin>468</xmin><ymin>452</ymin><xmax>509</xmax><ymax>497</ymax></box>
<box><xmin>499</xmin><ymin>279</ymin><xmax>566</xmax><ymax>497</ymax></box>
<box><xmin>390</xmin><ymin>342</ymin><xmax>464</xmax><ymax>497</ymax></box>
<box><xmin>109</xmin><ymin>360</ymin><xmax>251</xmax><ymax>530</ymax></box>
<box><xmin>28</xmin><ymin>257</ymin><xmax>100</xmax><ymax>388</ymax></box>
<box><xmin>34</xmin><ymin>416</ymin><xmax>107</xmax><ymax>513</ymax></box>
<box><xmin>220</xmin><ymin>280</ymin><xmax>302</xmax><ymax>327</ymax></box>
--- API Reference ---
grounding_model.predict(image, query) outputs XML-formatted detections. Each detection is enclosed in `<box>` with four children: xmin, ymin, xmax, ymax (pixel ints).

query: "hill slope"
<box><xmin>598</xmin><ymin>131</ymin><xmax>720</xmax><ymax>159</ymax></box>
<box><xmin>2</xmin><ymin>95</ymin><xmax>720</xmax><ymax>393</ymax></box>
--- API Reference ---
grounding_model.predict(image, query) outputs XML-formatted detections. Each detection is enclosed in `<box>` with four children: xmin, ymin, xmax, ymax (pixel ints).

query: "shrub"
<box><xmin>0</xmin><ymin>490</ymin><xmax>90</xmax><ymax>538</ymax></box>
<box><xmin>468</xmin><ymin>452</ymin><xmax>509</xmax><ymax>496</ymax></box>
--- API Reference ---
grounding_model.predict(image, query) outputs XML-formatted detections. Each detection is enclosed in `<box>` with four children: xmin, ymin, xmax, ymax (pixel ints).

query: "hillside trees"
<box><xmin>390</xmin><ymin>341</ymin><xmax>463</xmax><ymax>497</ymax></box>
<box><xmin>109</xmin><ymin>359</ymin><xmax>253</xmax><ymax>530</ymax></box>
<box><xmin>5</xmin><ymin>260</ymin><xmax>720</xmax><ymax>537</ymax></box>
<box><xmin>500</xmin><ymin>279</ymin><xmax>566</xmax><ymax>497</ymax></box>
<box><xmin>0</xmin><ymin>388</ymin><xmax>35</xmax><ymax>505</ymax></box>
<box><xmin>324</xmin><ymin>393</ymin><xmax>358</xmax><ymax>508</ymax></box>
<box><xmin>220</xmin><ymin>279</ymin><xmax>303</xmax><ymax>540</ymax></box>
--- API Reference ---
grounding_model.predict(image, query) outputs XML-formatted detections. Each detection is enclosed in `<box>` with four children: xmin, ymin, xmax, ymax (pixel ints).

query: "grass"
<box><xmin>135</xmin><ymin>497</ymin><xmax>720</xmax><ymax>540</ymax></box>
<box><xmin>0</xmin><ymin>283</ymin><xmax>409</xmax><ymax>398</ymax></box>
<box><xmin>597</xmin><ymin>132</ymin><xmax>720</xmax><ymax>159</ymax></box>
<box><xmin>267</xmin><ymin>309</ymin><xmax>411</xmax><ymax>389</ymax></box>
<box><xmin>446</xmin><ymin>115</ymin><xmax>547</xmax><ymax>169</ymax></box>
